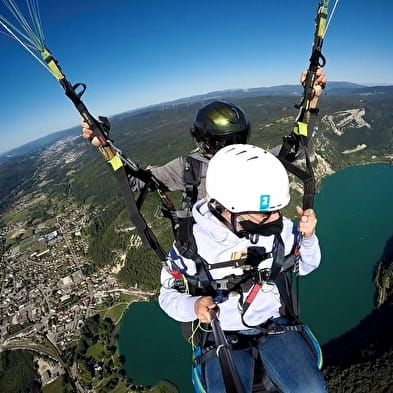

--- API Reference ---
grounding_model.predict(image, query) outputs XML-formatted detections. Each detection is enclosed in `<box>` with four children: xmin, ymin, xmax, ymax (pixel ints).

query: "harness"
<box><xmin>167</xmin><ymin>217</ymin><xmax>322</xmax><ymax>393</ymax></box>
<box><xmin>171</xmin><ymin>216</ymin><xmax>299</xmax><ymax>316</ymax></box>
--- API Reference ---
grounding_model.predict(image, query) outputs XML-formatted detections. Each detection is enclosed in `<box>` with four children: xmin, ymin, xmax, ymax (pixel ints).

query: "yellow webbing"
<box><xmin>293</xmin><ymin>122</ymin><xmax>308</xmax><ymax>136</ymax></box>
<box><xmin>109</xmin><ymin>156</ymin><xmax>123</xmax><ymax>171</ymax></box>
<box><xmin>41</xmin><ymin>49</ymin><xmax>64</xmax><ymax>80</ymax></box>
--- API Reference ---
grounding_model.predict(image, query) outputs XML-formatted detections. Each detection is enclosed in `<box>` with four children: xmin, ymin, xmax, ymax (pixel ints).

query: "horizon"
<box><xmin>1</xmin><ymin>0</ymin><xmax>393</xmax><ymax>154</ymax></box>
<box><xmin>1</xmin><ymin>79</ymin><xmax>391</xmax><ymax>157</ymax></box>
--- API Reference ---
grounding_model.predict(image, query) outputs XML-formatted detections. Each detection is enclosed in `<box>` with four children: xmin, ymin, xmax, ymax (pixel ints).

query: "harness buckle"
<box><xmin>173</xmin><ymin>278</ymin><xmax>186</xmax><ymax>292</ymax></box>
<box><xmin>256</xmin><ymin>268</ymin><xmax>271</xmax><ymax>284</ymax></box>
<box><xmin>266</xmin><ymin>325</ymin><xmax>287</xmax><ymax>335</ymax></box>
<box><xmin>216</xmin><ymin>279</ymin><xmax>229</xmax><ymax>290</ymax></box>
<box><xmin>226</xmin><ymin>334</ymin><xmax>239</xmax><ymax>344</ymax></box>
<box><xmin>266</xmin><ymin>323</ymin><xmax>303</xmax><ymax>335</ymax></box>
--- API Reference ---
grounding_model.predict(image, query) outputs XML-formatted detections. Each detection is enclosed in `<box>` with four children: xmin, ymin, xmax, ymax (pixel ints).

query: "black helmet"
<box><xmin>190</xmin><ymin>101</ymin><xmax>251</xmax><ymax>155</ymax></box>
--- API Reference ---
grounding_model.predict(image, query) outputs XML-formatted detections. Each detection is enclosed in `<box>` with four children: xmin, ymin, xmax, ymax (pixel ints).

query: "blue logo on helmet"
<box><xmin>259</xmin><ymin>195</ymin><xmax>270</xmax><ymax>211</ymax></box>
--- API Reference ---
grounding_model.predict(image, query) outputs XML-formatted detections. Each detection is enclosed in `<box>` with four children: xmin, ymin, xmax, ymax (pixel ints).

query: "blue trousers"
<box><xmin>203</xmin><ymin>318</ymin><xmax>328</xmax><ymax>393</ymax></box>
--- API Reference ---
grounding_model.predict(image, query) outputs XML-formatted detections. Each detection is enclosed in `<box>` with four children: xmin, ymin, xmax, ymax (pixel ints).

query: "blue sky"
<box><xmin>0</xmin><ymin>0</ymin><xmax>392</xmax><ymax>154</ymax></box>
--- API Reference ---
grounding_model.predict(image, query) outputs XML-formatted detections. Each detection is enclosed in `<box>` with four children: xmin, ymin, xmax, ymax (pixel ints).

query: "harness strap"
<box><xmin>239</xmin><ymin>233</ymin><xmax>299</xmax><ymax>325</ymax></box>
<box><xmin>275</xmin><ymin>273</ymin><xmax>300</xmax><ymax>323</ymax></box>
<box><xmin>183</xmin><ymin>156</ymin><xmax>203</xmax><ymax>212</ymax></box>
<box><xmin>206</xmin><ymin>252</ymin><xmax>272</xmax><ymax>270</ymax></box>
<box><xmin>269</xmin><ymin>233</ymin><xmax>300</xmax><ymax>322</ymax></box>
<box><xmin>192</xmin><ymin>344</ymin><xmax>217</xmax><ymax>367</ymax></box>
<box><xmin>175</xmin><ymin>216</ymin><xmax>197</xmax><ymax>259</ymax></box>
<box><xmin>113</xmin><ymin>163</ymin><xmax>167</xmax><ymax>261</ymax></box>
<box><xmin>240</xmin><ymin>283</ymin><xmax>262</xmax><ymax>319</ymax></box>
<box><xmin>268</xmin><ymin>233</ymin><xmax>286</xmax><ymax>283</ymax></box>
<box><xmin>194</xmin><ymin>255</ymin><xmax>217</xmax><ymax>294</ymax></box>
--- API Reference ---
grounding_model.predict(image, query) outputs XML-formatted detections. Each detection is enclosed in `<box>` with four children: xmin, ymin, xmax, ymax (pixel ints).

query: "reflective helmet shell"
<box><xmin>190</xmin><ymin>101</ymin><xmax>251</xmax><ymax>155</ymax></box>
<box><xmin>205</xmin><ymin>144</ymin><xmax>290</xmax><ymax>212</ymax></box>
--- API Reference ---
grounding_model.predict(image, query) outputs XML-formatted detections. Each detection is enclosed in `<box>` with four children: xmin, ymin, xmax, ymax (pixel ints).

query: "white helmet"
<box><xmin>206</xmin><ymin>144</ymin><xmax>290</xmax><ymax>212</ymax></box>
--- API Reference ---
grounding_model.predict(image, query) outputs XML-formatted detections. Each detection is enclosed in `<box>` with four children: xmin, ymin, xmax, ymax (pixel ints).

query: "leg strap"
<box><xmin>192</xmin><ymin>344</ymin><xmax>217</xmax><ymax>367</ymax></box>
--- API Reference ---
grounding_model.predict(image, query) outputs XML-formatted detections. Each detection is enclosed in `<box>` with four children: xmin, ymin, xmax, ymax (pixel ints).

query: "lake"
<box><xmin>118</xmin><ymin>163</ymin><xmax>393</xmax><ymax>393</ymax></box>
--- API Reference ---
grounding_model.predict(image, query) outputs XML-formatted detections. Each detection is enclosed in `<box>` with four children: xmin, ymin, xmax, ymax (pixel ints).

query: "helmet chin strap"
<box><xmin>197</xmin><ymin>139</ymin><xmax>224</xmax><ymax>156</ymax></box>
<box><xmin>207</xmin><ymin>200</ymin><xmax>260</xmax><ymax>244</ymax></box>
<box><xmin>196</xmin><ymin>141</ymin><xmax>210</xmax><ymax>156</ymax></box>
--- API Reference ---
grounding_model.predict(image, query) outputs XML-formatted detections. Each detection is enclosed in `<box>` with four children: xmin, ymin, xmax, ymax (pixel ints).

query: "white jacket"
<box><xmin>159</xmin><ymin>200</ymin><xmax>321</xmax><ymax>331</ymax></box>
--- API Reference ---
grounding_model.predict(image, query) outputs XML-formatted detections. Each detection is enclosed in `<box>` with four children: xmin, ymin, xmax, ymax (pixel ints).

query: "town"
<box><xmin>0</xmin><ymin>188</ymin><xmax>151</xmax><ymax>390</ymax></box>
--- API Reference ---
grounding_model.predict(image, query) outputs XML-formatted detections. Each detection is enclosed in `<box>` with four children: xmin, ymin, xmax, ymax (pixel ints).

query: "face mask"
<box><xmin>238</xmin><ymin>215</ymin><xmax>283</xmax><ymax>237</ymax></box>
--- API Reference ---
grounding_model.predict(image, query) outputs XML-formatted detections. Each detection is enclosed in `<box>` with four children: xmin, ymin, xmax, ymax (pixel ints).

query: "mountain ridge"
<box><xmin>2</xmin><ymin>81</ymin><xmax>392</xmax><ymax>159</ymax></box>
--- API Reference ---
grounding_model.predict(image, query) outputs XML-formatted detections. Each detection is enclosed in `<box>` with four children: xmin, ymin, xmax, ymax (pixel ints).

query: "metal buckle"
<box><xmin>257</xmin><ymin>268</ymin><xmax>271</xmax><ymax>283</ymax></box>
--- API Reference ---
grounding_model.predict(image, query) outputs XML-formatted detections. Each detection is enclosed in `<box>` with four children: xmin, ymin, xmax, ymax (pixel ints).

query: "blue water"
<box><xmin>118</xmin><ymin>163</ymin><xmax>393</xmax><ymax>392</ymax></box>
<box><xmin>300</xmin><ymin>163</ymin><xmax>393</xmax><ymax>344</ymax></box>
<box><xmin>117</xmin><ymin>301</ymin><xmax>193</xmax><ymax>392</ymax></box>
